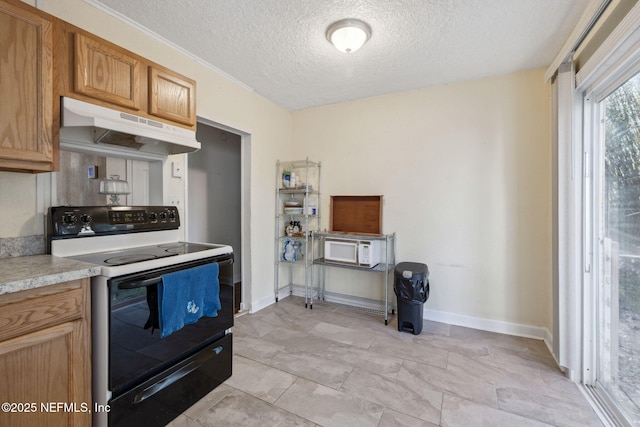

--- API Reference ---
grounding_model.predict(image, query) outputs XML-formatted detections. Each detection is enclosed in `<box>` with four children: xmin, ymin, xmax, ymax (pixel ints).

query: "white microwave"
<box><xmin>324</xmin><ymin>237</ymin><xmax>381</xmax><ymax>267</ymax></box>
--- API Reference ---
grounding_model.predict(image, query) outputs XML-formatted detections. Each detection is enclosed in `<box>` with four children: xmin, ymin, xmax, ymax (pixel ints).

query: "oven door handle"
<box><xmin>132</xmin><ymin>344</ymin><xmax>225</xmax><ymax>404</ymax></box>
<box><xmin>118</xmin><ymin>257</ymin><xmax>232</xmax><ymax>289</ymax></box>
<box><xmin>119</xmin><ymin>277</ymin><xmax>162</xmax><ymax>289</ymax></box>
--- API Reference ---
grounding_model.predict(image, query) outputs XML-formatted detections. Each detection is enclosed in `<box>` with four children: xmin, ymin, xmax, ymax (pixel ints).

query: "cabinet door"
<box><xmin>149</xmin><ymin>66</ymin><xmax>196</xmax><ymax>126</ymax></box>
<box><xmin>0</xmin><ymin>0</ymin><xmax>54</xmax><ymax>172</ymax></box>
<box><xmin>74</xmin><ymin>32</ymin><xmax>141</xmax><ymax>110</ymax></box>
<box><xmin>0</xmin><ymin>321</ymin><xmax>91</xmax><ymax>427</ymax></box>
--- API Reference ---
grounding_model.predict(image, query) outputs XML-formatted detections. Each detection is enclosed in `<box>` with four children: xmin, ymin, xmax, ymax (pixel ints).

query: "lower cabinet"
<box><xmin>0</xmin><ymin>280</ymin><xmax>91</xmax><ymax>427</ymax></box>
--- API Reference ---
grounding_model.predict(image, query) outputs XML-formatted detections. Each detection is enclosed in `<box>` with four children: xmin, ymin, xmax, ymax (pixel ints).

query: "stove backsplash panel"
<box><xmin>0</xmin><ymin>235</ymin><xmax>46</xmax><ymax>258</ymax></box>
<box><xmin>57</xmin><ymin>151</ymin><xmax>108</xmax><ymax>206</ymax></box>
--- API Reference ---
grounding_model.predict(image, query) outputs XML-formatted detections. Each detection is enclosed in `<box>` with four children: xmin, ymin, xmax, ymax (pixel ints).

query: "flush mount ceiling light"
<box><xmin>326</xmin><ymin>19</ymin><xmax>371</xmax><ymax>54</ymax></box>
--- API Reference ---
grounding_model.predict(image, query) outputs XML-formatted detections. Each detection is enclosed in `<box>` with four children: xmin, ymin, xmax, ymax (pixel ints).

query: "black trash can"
<box><xmin>394</xmin><ymin>262</ymin><xmax>429</xmax><ymax>335</ymax></box>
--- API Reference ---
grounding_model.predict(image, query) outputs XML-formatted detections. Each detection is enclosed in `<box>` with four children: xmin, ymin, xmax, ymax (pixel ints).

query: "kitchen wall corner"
<box><xmin>0</xmin><ymin>170</ymin><xmax>52</xmax><ymax>257</ymax></box>
<box><xmin>164</xmin><ymin>153</ymin><xmax>187</xmax><ymax>241</ymax></box>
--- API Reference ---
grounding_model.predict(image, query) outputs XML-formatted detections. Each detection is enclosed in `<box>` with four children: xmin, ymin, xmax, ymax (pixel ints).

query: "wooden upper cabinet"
<box><xmin>62</xmin><ymin>22</ymin><xmax>197</xmax><ymax>130</ymax></box>
<box><xmin>0</xmin><ymin>0</ymin><xmax>55</xmax><ymax>172</ymax></box>
<box><xmin>74</xmin><ymin>32</ymin><xmax>141</xmax><ymax>110</ymax></box>
<box><xmin>149</xmin><ymin>66</ymin><xmax>196</xmax><ymax>126</ymax></box>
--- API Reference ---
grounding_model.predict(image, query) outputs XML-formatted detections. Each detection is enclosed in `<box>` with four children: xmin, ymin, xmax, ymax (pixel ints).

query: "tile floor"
<box><xmin>168</xmin><ymin>296</ymin><xmax>604</xmax><ymax>427</ymax></box>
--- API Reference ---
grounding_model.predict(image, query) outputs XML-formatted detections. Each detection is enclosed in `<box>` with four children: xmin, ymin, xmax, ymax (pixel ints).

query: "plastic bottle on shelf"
<box><xmin>294</xmin><ymin>241</ymin><xmax>303</xmax><ymax>260</ymax></box>
<box><xmin>283</xmin><ymin>239</ymin><xmax>296</xmax><ymax>261</ymax></box>
<box><xmin>304</xmin><ymin>197</ymin><xmax>317</xmax><ymax>215</ymax></box>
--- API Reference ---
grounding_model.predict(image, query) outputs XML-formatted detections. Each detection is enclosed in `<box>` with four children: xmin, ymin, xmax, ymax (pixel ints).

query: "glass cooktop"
<box><xmin>68</xmin><ymin>242</ymin><xmax>228</xmax><ymax>266</ymax></box>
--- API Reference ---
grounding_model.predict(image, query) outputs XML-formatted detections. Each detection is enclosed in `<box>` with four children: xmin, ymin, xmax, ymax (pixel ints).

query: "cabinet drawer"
<box><xmin>0</xmin><ymin>285</ymin><xmax>85</xmax><ymax>343</ymax></box>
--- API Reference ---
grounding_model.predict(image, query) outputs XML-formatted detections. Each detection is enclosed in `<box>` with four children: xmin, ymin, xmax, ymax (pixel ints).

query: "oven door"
<box><xmin>106</xmin><ymin>254</ymin><xmax>233</xmax><ymax>426</ymax></box>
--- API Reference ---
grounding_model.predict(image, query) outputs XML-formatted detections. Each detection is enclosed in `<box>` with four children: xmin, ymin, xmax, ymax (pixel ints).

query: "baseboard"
<box><xmin>250</xmin><ymin>285</ymin><xmax>306</xmax><ymax>313</ymax></box>
<box><xmin>250</xmin><ymin>293</ymin><xmax>274</xmax><ymax>313</ymax></box>
<box><xmin>251</xmin><ymin>292</ymin><xmax>553</xmax><ymax>343</ymax></box>
<box><xmin>424</xmin><ymin>308</ymin><xmax>549</xmax><ymax>340</ymax></box>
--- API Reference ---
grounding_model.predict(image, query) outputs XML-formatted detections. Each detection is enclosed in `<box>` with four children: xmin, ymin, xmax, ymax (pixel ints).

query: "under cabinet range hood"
<box><xmin>59</xmin><ymin>97</ymin><xmax>201</xmax><ymax>161</ymax></box>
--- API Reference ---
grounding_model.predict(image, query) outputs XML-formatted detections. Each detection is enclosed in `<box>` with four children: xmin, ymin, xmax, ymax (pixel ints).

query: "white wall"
<box><xmin>292</xmin><ymin>69</ymin><xmax>552</xmax><ymax>332</ymax></box>
<box><xmin>0</xmin><ymin>173</ymin><xmax>38</xmax><ymax>237</ymax></box>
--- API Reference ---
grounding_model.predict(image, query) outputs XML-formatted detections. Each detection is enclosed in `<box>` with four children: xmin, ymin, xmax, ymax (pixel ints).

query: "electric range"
<box><xmin>49</xmin><ymin>205</ymin><xmax>234</xmax><ymax>427</ymax></box>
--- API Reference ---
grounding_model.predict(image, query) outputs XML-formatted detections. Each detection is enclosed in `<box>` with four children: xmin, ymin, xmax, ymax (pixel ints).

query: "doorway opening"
<box><xmin>187</xmin><ymin>119</ymin><xmax>251</xmax><ymax>314</ymax></box>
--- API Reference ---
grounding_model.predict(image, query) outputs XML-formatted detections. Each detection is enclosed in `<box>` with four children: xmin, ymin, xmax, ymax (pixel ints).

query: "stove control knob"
<box><xmin>149</xmin><ymin>212</ymin><xmax>158</xmax><ymax>222</ymax></box>
<box><xmin>62</xmin><ymin>214</ymin><xmax>77</xmax><ymax>225</ymax></box>
<box><xmin>168</xmin><ymin>210</ymin><xmax>177</xmax><ymax>220</ymax></box>
<box><xmin>159</xmin><ymin>212</ymin><xmax>168</xmax><ymax>221</ymax></box>
<box><xmin>80</xmin><ymin>214</ymin><xmax>92</xmax><ymax>224</ymax></box>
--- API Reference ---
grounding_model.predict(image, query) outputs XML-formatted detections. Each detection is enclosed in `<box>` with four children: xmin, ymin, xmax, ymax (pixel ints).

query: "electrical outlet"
<box><xmin>171</xmin><ymin>162</ymin><xmax>182</xmax><ymax>178</ymax></box>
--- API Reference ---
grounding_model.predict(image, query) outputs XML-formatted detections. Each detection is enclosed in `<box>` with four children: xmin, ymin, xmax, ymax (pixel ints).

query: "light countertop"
<box><xmin>0</xmin><ymin>255</ymin><xmax>100</xmax><ymax>296</ymax></box>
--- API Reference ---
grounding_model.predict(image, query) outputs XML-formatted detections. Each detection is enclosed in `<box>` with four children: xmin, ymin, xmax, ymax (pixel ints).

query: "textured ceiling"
<box><xmin>88</xmin><ymin>0</ymin><xmax>592</xmax><ymax>111</ymax></box>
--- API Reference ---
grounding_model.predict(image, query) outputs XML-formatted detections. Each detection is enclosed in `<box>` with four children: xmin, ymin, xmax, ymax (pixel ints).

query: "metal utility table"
<box><xmin>311</xmin><ymin>231</ymin><xmax>396</xmax><ymax>324</ymax></box>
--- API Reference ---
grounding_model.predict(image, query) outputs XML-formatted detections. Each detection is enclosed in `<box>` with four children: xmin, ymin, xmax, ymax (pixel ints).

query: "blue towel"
<box><xmin>158</xmin><ymin>263</ymin><xmax>221</xmax><ymax>338</ymax></box>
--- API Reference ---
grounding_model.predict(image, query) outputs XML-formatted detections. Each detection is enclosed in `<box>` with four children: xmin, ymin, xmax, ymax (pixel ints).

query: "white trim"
<box><xmin>252</xmin><ymin>290</ymin><xmax>551</xmax><ymax>345</ymax></box>
<box><xmin>81</xmin><ymin>0</ymin><xmax>254</xmax><ymax>93</ymax></box>
<box><xmin>582</xmin><ymin>94</ymin><xmax>598</xmax><ymax>386</ymax></box>
<box><xmin>240</xmin><ymin>134</ymin><xmax>252</xmax><ymax>314</ymax></box>
<box><xmin>35</xmin><ymin>173</ymin><xmax>52</xmax><ymax>236</ymax></box>
<box><xmin>424</xmin><ymin>308</ymin><xmax>549</xmax><ymax>341</ymax></box>
<box><xmin>545</xmin><ymin>0</ymin><xmax>612</xmax><ymax>82</ymax></box>
<box><xmin>251</xmin><ymin>286</ymin><xmax>303</xmax><ymax>313</ymax></box>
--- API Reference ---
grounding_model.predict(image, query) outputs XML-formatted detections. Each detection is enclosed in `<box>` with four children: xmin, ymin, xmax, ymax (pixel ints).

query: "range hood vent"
<box><xmin>59</xmin><ymin>97</ymin><xmax>200</xmax><ymax>161</ymax></box>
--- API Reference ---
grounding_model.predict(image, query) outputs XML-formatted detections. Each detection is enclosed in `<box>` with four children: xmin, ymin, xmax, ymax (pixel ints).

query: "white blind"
<box><xmin>553</xmin><ymin>61</ymin><xmax>584</xmax><ymax>377</ymax></box>
<box><xmin>576</xmin><ymin>2</ymin><xmax>640</xmax><ymax>95</ymax></box>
